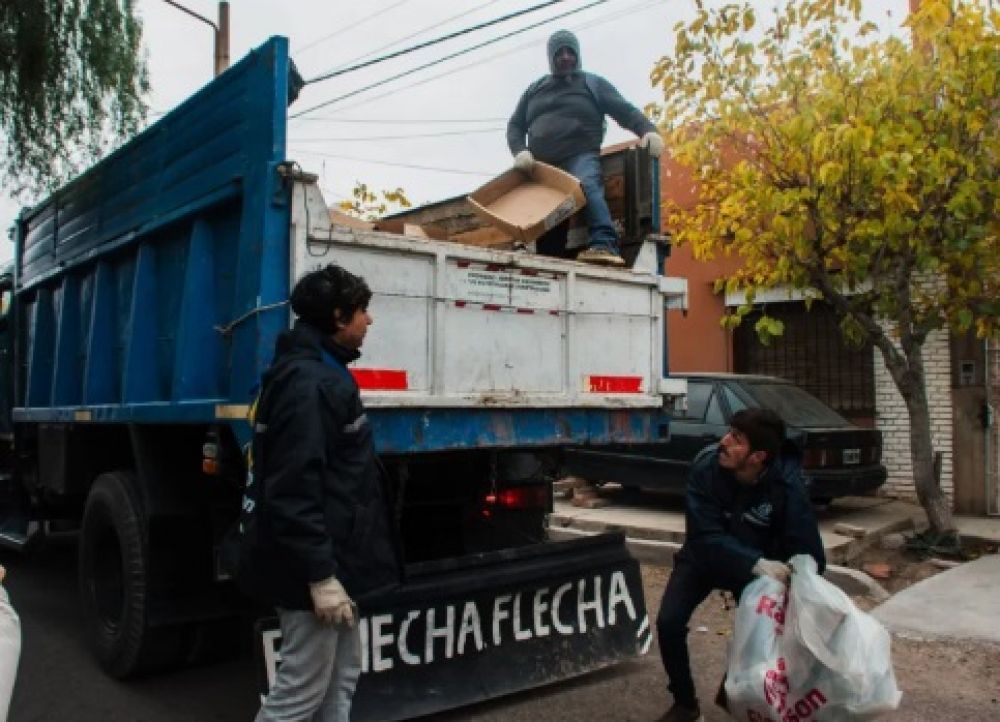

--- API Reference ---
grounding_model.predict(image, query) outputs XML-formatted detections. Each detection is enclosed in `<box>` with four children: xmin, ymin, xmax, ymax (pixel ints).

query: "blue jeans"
<box><xmin>556</xmin><ymin>151</ymin><xmax>619</xmax><ymax>253</ymax></box>
<box><xmin>256</xmin><ymin>608</ymin><xmax>362</xmax><ymax>722</ymax></box>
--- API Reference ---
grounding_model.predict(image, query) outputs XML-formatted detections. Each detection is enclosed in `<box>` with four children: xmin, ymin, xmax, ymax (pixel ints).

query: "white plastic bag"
<box><xmin>725</xmin><ymin>554</ymin><xmax>901</xmax><ymax>721</ymax></box>
<box><xmin>0</xmin><ymin>583</ymin><xmax>19</xmax><ymax>722</ymax></box>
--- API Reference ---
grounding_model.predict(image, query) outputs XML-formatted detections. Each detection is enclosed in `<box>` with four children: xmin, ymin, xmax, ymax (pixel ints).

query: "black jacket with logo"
<box><xmin>677</xmin><ymin>443</ymin><xmax>826</xmax><ymax>591</ymax></box>
<box><xmin>239</xmin><ymin>321</ymin><xmax>401</xmax><ymax>611</ymax></box>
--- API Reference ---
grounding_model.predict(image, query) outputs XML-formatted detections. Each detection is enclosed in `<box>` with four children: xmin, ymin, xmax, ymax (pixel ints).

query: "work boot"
<box><xmin>656</xmin><ymin>702</ymin><xmax>704</xmax><ymax>722</ymax></box>
<box><xmin>576</xmin><ymin>247</ymin><xmax>625</xmax><ymax>267</ymax></box>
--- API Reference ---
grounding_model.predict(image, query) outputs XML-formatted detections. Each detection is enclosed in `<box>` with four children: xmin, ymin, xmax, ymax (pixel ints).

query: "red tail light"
<box><xmin>484</xmin><ymin>486</ymin><xmax>550</xmax><ymax>510</ymax></box>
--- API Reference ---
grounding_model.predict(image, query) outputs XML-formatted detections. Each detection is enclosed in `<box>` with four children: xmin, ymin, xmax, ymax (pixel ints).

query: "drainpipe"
<box><xmin>987</xmin><ymin>338</ymin><xmax>998</xmax><ymax>515</ymax></box>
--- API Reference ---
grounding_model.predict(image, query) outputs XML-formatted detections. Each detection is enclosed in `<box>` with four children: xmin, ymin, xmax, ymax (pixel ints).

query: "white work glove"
<box><xmin>640</xmin><ymin>131</ymin><xmax>664</xmax><ymax>158</ymax></box>
<box><xmin>309</xmin><ymin>575</ymin><xmax>356</xmax><ymax>627</ymax></box>
<box><xmin>752</xmin><ymin>558</ymin><xmax>791</xmax><ymax>584</ymax></box>
<box><xmin>513</xmin><ymin>150</ymin><xmax>535</xmax><ymax>172</ymax></box>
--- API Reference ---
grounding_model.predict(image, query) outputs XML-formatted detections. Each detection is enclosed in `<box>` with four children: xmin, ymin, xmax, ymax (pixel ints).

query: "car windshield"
<box><xmin>741</xmin><ymin>381</ymin><xmax>848</xmax><ymax>427</ymax></box>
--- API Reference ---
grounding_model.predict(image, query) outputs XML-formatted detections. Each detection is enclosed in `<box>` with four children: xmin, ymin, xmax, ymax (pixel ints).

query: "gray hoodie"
<box><xmin>507</xmin><ymin>30</ymin><xmax>655</xmax><ymax>163</ymax></box>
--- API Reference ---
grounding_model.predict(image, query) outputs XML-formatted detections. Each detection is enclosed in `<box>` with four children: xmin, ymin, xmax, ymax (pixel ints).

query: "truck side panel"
<box><xmin>14</xmin><ymin>38</ymin><xmax>294</xmax><ymax>420</ymax></box>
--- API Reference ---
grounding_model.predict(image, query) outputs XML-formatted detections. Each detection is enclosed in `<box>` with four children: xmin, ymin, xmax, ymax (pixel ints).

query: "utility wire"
<box><xmin>305</xmin><ymin>0</ymin><xmax>568</xmax><ymax>85</ymax></box>
<box><xmin>294</xmin><ymin>116</ymin><xmax>508</xmax><ymax>124</ymax></box>
<box><xmin>295</xmin><ymin>0</ymin><xmax>414</xmax><ymax>56</ymax></box>
<box><xmin>291</xmin><ymin>0</ymin><xmax>611</xmax><ymax>118</ymax></box>
<box><xmin>325</xmin><ymin>0</ymin><xmax>659</xmax><ymax>115</ymax></box>
<box><xmin>287</xmin><ymin>149</ymin><xmax>494</xmax><ymax>176</ymax></box>
<box><xmin>291</xmin><ymin>127</ymin><xmax>503</xmax><ymax>143</ymax></box>
<box><xmin>313</xmin><ymin>0</ymin><xmax>506</xmax><ymax>79</ymax></box>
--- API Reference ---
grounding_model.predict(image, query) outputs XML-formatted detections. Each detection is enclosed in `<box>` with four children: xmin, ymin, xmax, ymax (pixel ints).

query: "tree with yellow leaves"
<box><xmin>338</xmin><ymin>182</ymin><xmax>411</xmax><ymax>221</ymax></box>
<box><xmin>652</xmin><ymin>0</ymin><xmax>998</xmax><ymax>536</ymax></box>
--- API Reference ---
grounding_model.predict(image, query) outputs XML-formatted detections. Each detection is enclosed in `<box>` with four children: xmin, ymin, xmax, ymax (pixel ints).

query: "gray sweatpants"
<box><xmin>255</xmin><ymin>608</ymin><xmax>362</xmax><ymax>722</ymax></box>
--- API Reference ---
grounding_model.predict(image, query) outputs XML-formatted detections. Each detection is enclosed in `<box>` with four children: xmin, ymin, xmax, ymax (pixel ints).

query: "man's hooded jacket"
<box><xmin>677</xmin><ymin>442</ymin><xmax>826</xmax><ymax>591</ymax></box>
<box><xmin>507</xmin><ymin>29</ymin><xmax>656</xmax><ymax>163</ymax></box>
<box><xmin>238</xmin><ymin>321</ymin><xmax>401</xmax><ymax>611</ymax></box>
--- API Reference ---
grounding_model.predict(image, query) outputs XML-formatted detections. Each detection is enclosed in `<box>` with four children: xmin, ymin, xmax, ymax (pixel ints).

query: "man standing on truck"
<box><xmin>655</xmin><ymin>409</ymin><xmax>825</xmax><ymax>722</ymax></box>
<box><xmin>507</xmin><ymin>29</ymin><xmax>664</xmax><ymax>267</ymax></box>
<box><xmin>240</xmin><ymin>264</ymin><xmax>400</xmax><ymax>722</ymax></box>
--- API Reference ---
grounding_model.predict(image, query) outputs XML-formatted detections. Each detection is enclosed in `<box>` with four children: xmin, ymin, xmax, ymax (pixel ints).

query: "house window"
<box><xmin>733</xmin><ymin>301</ymin><xmax>875</xmax><ymax>420</ymax></box>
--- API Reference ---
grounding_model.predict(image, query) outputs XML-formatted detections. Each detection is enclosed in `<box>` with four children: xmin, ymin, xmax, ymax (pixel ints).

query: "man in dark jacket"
<box><xmin>507</xmin><ymin>29</ymin><xmax>663</xmax><ymax>267</ymax></box>
<box><xmin>656</xmin><ymin>408</ymin><xmax>825</xmax><ymax>722</ymax></box>
<box><xmin>242</xmin><ymin>264</ymin><xmax>400</xmax><ymax>722</ymax></box>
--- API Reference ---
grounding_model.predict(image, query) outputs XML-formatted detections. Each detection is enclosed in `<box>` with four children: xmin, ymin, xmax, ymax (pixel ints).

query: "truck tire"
<box><xmin>78</xmin><ymin>471</ymin><xmax>190</xmax><ymax>678</ymax></box>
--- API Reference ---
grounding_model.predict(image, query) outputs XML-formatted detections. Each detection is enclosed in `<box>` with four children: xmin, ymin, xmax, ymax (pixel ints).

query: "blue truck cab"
<box><xmin>0</xmin><ymin>38</ymin><xmax>685</xmax><ymax>720</ymax></box>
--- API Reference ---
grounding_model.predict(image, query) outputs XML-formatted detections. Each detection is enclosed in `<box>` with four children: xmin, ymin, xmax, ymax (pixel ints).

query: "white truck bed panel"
<box><xmin>291</xmin><ymin>181</ymin><xmax>686</xmax><ymax>409</ymax></box>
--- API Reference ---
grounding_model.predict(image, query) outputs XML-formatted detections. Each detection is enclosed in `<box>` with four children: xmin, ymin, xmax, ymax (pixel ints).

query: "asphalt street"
<box><xmin>1</xmin><ymin>533</ymin><xmax>678</xmax><ymax>722</ymax></box>
<box><xmin>5</xmin><ymin>530</ymin><xmax>997</xmax><ymax>722</ymax></box>
<box><xmin>4</xmin><ymin>534</ymin><xmax>260</xmax><ymax>722</ymax></box>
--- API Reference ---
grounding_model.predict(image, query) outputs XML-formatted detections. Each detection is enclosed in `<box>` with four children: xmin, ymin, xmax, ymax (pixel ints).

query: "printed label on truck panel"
<box><xmin>449</xmin><ymin>263</ymin><xmax>562</xmax><ymax>310</ymax></box>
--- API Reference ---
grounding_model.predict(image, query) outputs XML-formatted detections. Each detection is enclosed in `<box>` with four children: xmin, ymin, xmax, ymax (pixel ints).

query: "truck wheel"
<box><xmin>79</xmin><ymin>471</ymin><xmax>189</xmax><ymax>678</ymax></box>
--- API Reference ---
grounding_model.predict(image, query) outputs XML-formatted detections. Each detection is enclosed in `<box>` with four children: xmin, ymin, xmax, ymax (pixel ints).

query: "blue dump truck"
<box><xmin>0</xmin><ymin>38</ymin><xmax>686</xmax><ymax>720</ymax></box>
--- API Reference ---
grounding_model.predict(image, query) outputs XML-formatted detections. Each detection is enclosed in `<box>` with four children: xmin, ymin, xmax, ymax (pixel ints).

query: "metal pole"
<box><xmin>162</xmin><ymin>1</ymin><xmax>224</xmax><ymax>77</ymax></box>
<box><xmin>216</xmin><ymin>2</ymin><xmax>230</xmax><ymax>76</ymax></box>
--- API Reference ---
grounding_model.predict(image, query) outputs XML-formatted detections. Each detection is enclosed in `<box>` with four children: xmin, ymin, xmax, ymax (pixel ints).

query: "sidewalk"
<box><xmin>872</xmin><ymin>553</ymin><xmax>1000</xmax><ymax>643</ymax></box>
<box><xmin>549</xmin><ymin>492</ymin><xmax>926</xmax><ymax>565</ymax></box>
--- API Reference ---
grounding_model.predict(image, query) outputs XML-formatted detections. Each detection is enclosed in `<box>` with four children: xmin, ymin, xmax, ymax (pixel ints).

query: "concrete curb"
<box><xmin>548</xmin><ymin>526</ymin><xmax>890</xmax><ymax>603</ymax></box>
<box><xmin>823</xmin><ymin>564</ymin><xmax>890</xmax><ymax>603</ymax></box>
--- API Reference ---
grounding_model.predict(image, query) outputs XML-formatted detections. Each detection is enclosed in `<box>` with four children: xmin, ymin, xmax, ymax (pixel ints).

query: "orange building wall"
<box><xmin>659</xmin><ymin>154</ymin><xmax>742</xmax><ymax>373</ymax></box>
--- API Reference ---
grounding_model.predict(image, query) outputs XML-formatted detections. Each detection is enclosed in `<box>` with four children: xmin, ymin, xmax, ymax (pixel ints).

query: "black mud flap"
<box><xmin>255</xmin><ymin>533</ymin><xmax>651</xmax><ymax>721</ymax></box>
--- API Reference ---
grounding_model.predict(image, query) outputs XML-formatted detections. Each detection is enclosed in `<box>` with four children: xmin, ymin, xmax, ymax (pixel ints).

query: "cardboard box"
<box><xmin>467</xmin><ymin>162</ymin><xmax>586</xmax><ymax>244</ymax></box>
<box><xmin>328</xmin><ymin>209</ymin><xmax>375</xmax><ymax>231</ymax></box>
<box><xmin>374</xmin><ymin>218</ymin><xmax>449</xmax><ymax>241</ymax></box>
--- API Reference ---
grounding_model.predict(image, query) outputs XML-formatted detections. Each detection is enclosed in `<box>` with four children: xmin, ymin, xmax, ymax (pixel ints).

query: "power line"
<box><xmin>312</xmin><ymin>0</ymin><xmax>506</xmax><ymax>79</ymax></box>
<box><xmin>295</xmin><ymin>0</ymin><xmax>415</xmax><ymax>56</ymax></box>
<box><xmin>305</xmin><ymin>0</ymin><xmax>568</xmax><ymax>85</ymax></box>
<box><xmin>291</xmin><ymin>127</ymin><xmax>504</xmax><ymax>143</ymax></box>
<box><xmin>324</xmin><ymin>0</ymin><xmax>660</xmax><ymax>115</ymax></box>
<box><xmin>294</xmin><ymin>116</ymin><xmax>508</xmax><ymax>124</ymax></box>
<box><xmin>287</xmin><ymin>149</ymin><xmax>494</xmax><ymax>176</ymax></box>
<box><xmin>291</xmin><ymin>0</ymin><xmax>611</xmax><ymax>118</ymax></box>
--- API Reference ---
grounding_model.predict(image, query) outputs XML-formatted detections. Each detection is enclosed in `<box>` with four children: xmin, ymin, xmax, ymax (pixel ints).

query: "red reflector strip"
<box><xmin>350</xmin><ymin>368</ymin><xmax>408</xmax><ymax>390</ymax></box>
<box><xmin>454</xmin><ymin>300</ymin><xmax>467</xmax><ymax>308</ymax></box>
<box><xmin>483</xmin><ymin>304</ymin><xmax>501</xmax><ymax>311</ymax></box>
<box><xmin>587</xmin><ymin>375</ymin><xmax>643</xmax><ymax>393</ymax></box>
<box><xmin>516</xmin><ymin>308</ymin><xmax>534</xmax><ymax>314</ymax></box>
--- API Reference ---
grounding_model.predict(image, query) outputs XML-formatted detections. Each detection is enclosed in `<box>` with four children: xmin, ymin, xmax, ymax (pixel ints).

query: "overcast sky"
<box><xmin>0</xmin><ymin>0</ymin><xmax>907</xmax><ymax>263</ymax></box>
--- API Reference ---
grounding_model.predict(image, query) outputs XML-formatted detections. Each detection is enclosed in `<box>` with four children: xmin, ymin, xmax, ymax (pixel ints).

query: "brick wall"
<box><xmin>874</xmin><ymin>327</ymin><xmax>954</xmax><ymax>504</ymax></box>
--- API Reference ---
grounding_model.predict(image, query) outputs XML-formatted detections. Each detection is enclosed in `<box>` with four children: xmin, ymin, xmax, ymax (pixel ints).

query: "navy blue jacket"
<box><xmin>677</xmin><ymin>443</ymin><xmax>826</xmax><ymax>591</ymax></box>
<box><xmin>238</xmin><ymin>321</ymin><xmax>401</xmax><ymax>610</ymax></box>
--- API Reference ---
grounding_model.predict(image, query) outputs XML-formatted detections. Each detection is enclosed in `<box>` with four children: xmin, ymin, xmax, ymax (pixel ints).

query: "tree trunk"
<box><xmin>892</xmin><ymin>346</ymin><xmax>957</xmax><ymax>535</ymax></box>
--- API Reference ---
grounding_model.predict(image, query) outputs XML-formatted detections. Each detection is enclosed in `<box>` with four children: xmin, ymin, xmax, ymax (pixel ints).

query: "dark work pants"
<box><xmin>656</xmin><ymin>557</ymin><xmax>744</xmax><ymax>708</ymax></box>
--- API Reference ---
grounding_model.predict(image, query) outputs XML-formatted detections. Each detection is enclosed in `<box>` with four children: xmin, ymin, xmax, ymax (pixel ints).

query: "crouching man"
<box><xmin>656</xmin><ymin>409</ymin><xmax>825</xmax><ymax>722</ymax></box>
